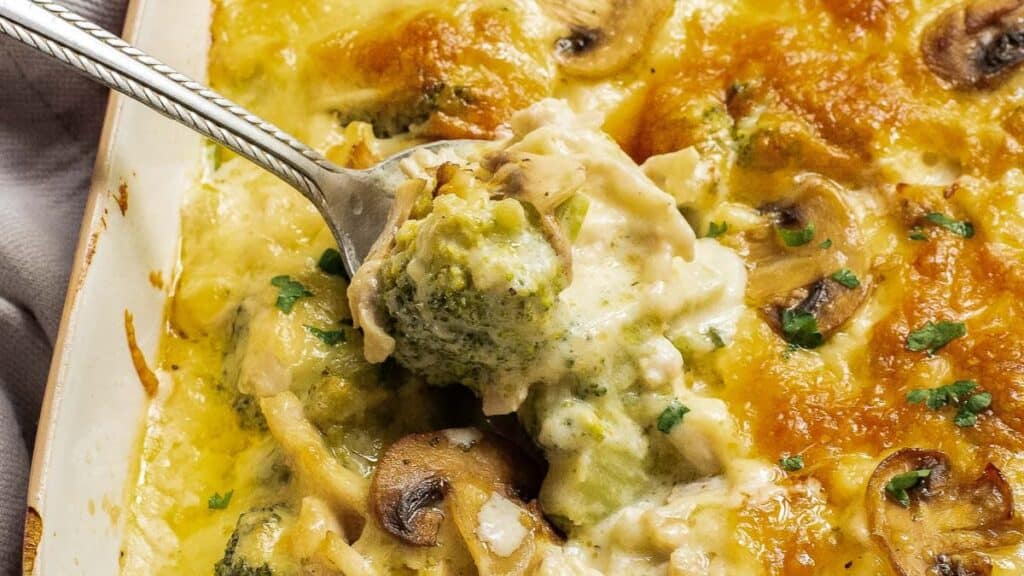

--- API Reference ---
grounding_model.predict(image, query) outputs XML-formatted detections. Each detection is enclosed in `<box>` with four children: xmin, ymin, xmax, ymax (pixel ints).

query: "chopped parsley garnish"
<box><xmin>906</xmin><ymin>320</ymin><xmax>966</xmax><ymax>354</ymax></box>
<box><xmin>706</xmin><ymin>221</ymin><xmax>728</xmax><ymax>238</ymax></box>
<box><xmin>885</xmin><ymin>469</ymin><xmax>931</xmax><ymax>507</ymax></box>
<box><xmin>907</xmin><ymin>380</ymin><xmax>991</xmax><ymax>428</ymax></box>
<box><xmin>271</xmin><ymin>275</ymin><xmax>312</xmax><ymax>314</ymax></box>
<box><xmin>776</xmin><ymin>223</ymin><xmax>816</xmax><ymax>247</ymax></box>
<box><xmin>781</xmin><ymin>309</ymin><xmax>824</xmax><ymax>349</ymax></box>
<box><xmin>317</xmin><ymin>248</ymin><xmax>346</xmax><ymax>277</ymax></box>
<box><xmin>955</xmin><ymin>391</ymin><xmax>992</xmax><ymax>427</ymax></box>
<box><xmin>305</xmin><ymin>325</ymin><xmax>346</xmax><ymax>346</ymax></box>
<box><xmin>657</xmin><ymin>400</ymin><xmax>690</xmax><ymax>434</ymax></box>
<box><xmin>779</xmin><ymin>455</ymin><xmax>804</xmax><ymax>472</ymax></box>
<box><xmin>208</xmin><ymin>490</ymin><xmax>234</xmax><ymax>510</ymax></box>
<box><xmin>925</xmin><ymin>212</ymin><xmax>975</xmax><ymax>239</ymax></box>
<box><xmin>706</xmin><ymin>327</ymin><xmax>726</xmax><ymax>349</ymax></box>
<box><xmin>818</xmin><ymin>238</ymin><xmax>833</xmax><ymax>249</ymax></box>
<box><xmin>908</xmin><ymin>227</ymin><xmax>928</xmax><ymax>241</ymax></box>
<box><xmin>907</xmin><ymin>380</ymin><xmax>977</xmax><ymax>410</ymax></box>
<box><xmin>830</xmin><ymin>268</ymin><xmax>861</xmax><ymax>289</ymax></box>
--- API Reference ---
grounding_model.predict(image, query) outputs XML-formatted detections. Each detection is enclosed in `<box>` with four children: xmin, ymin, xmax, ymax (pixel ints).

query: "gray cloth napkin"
<box><xmin>0</xmin><ymin>0</ymin><xmax>127</xmax><ymax>571</ymax></box>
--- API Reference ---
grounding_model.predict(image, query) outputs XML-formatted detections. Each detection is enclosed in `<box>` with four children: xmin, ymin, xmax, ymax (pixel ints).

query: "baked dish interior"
<box><xmin>121</xmin><ymin>1</ymin><xmax>1024</xmax><ymax>575</ymax></box>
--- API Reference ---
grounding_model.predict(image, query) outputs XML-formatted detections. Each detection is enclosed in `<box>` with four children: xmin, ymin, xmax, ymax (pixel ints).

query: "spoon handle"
<box><xmin>0</xmin><ymin>0</ymin><xmax>343</xmax><ymax>206</ymax></box>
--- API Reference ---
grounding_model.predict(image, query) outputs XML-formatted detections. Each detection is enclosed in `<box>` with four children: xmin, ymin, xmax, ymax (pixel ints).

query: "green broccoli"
<box><xmin>221</xmin><ymin>308</ymin><xmax>269</xmax><ymax>431</ymax></box>
<box><xmin>214</xmin><ymin>505</ymin><xmax>298</xmax><ymax>576</ymax></box>
<box><xmin>230</xmin><ymin>393</ymin><xmax>268</xmax><ymax>432</ymax></box>
<box><xmin>377</xmin><ymin>172</ymin><xmax>569</xmax><ymax>393</ymax></box>
<box><xmin>333</xmin><ymin>82</ymin><xmax>476</xmax><ymax>139</ymax></box>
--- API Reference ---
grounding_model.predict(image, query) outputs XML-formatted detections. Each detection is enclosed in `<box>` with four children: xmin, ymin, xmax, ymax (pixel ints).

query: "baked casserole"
<box><xmin>121</xmin><ymin>0</ymin><xmax>1024</xmax><ymax>575</ymax></box>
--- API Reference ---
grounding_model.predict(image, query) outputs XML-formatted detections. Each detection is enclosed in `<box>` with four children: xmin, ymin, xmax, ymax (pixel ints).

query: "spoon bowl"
<box><xmin>316</xmin><ymin>139</ymin><xmax>481</xmax><ymax>275</ymax></box>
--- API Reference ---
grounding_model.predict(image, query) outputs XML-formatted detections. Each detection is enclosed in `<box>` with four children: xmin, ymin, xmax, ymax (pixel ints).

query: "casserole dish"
<box><xmin>24</xmin><ymin>0</ymin><xmax>1024</xmax><ymax>574</ymax></box>
<box><xmin>23</xmin><ymin>0</ymin><xmax>210</xmax><ymax>572</ymax></box>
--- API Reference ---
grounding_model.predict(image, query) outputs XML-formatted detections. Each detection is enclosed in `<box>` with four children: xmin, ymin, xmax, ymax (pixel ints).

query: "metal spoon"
<box><xmin>0</xmin><ymin>0</ymin><xmax>478</xmax><ymax>277</ymax></box>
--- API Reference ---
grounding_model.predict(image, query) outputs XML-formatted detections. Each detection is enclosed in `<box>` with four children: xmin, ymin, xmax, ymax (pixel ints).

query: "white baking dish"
<box><xmin>23</xmin><ymin>0</ymin><xmax>210</xmax><ymax>573</ymax></box>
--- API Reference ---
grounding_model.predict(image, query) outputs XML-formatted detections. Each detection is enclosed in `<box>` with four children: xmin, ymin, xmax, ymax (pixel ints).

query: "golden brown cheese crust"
<box><xmin>631</xmin><ymin>1</ymin><xmax>1024</xmax><ymax>181</ymax></box>
<box><xmin>624</xmin><ymin>1</ymin><xmax>1024</xmax><ymax>572</ymax></box>
<box><xmin>309</xmin><ymin>6</ymin><xmax>555</xmax><ymax>139</ymax></box>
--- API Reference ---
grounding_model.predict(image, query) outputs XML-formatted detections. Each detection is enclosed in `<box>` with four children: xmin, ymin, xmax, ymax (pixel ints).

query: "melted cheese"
<box><xmin>476</xmin><ymin>493</ymin><xmax>529</xmax><ymax>557</ymax></box>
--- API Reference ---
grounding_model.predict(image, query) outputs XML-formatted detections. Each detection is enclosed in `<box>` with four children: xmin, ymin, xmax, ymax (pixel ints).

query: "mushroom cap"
<box><xmin>922</xmin><ymin>0</ymin><xmax>1024</xmax><ymax>89</ymax></box>
<box><xmin>540</xmin><ymin>0</ymin><xmax>675</xmax><ymax>78</ymax></box>
<box><xmin>866</xmin><ymin>448</ymin><xmax>1024</xmax><ymax>575</ymax></box>
<box><xmin>745</xmin><ymin>174</ymin><xmax>871</xmax><ymax>340</ymax></box>
<box><xmin>370</xmin><ymin>428</ymin><xmax>547</xmax><ymax>547</ymax></box>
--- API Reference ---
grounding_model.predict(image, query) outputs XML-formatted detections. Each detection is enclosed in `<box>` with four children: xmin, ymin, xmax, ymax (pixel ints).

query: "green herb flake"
<box><xmin>779</xmin><ymin>455</ymin><xmax>804</xmax><ymax>472</ymax></box>
<box><xmin>317</xmin><ymin>248</ymin><xmax>346</xmax><ymax>277</ymax></box>
<box><xmin>305</xmin><ymin>325</ymin><xmax>346</xmax><ymax>346</ymax></box>
<box><xmin>706</xmin><ymin>328</ymin><xmax>726</xmax><ymax>349</ymax></box>
<box><xmin>818</xmin><ymin>238</ymin><xmax>833</xmax><ymax>249</ymax></box>
<box><xmin>776</xmin><ymin>223</ymin><xmax>816</xmax><ymax>247</ymax></box>
<box><xmin>907</xmin><ymin>380</ymin><xmax>977</xmax><ymax>411</ymax></box>
<box><xmin>955</xmin><ymin>392</ymin><xmax>992</xmax><ymax>428</ymax></box>
<box><xmin>657</xmin><ymin>400</ymin><xmax>690</xmax><ymax>434</ymax></box>
<box><xmin>954</xmin><ymin>408</ymin><xmax>979</xmax><ymax>428</ymax></box>
<box><xmin>830</xmin><ymin>268</ymin><xmax>861</xmax><ymax>289</ymax></box>
<box><xmin>706</xmin><ymin>221</ymin><xmax>729</xmax><ymax>238</ymax></box>
<box><xmin>885</xmin><ymin>469</ymin><xmax>932</xmax><ymax>507</ymax></box>
<box><xmin>907</xmin><ymin>381</ymin><xmax>992</xmax><ymax>428</ymax></box>
<box><xmin>271</xmin><ymin>275</ymin><xmax>313</xmax><ymax>314</ymax></box>
<box><xmin>906</xmin><ymin>321</ymin><xmax>966</xmax><ymax>354</ymax></box>
<box><xmin>207</xmin><ymin>490</ymin><xmax>234</xmax><ymax>510</ymax></box>
<box><xmin>781</xmin><ymin>309</ymin><xmax>824</xmax><ymax>349</ymax></box>
<box><xmin>965</xmin><ymin>391</ymin><xmax>992</xmax><ymax>412</ymax></box>
<box><xmin>925</xmin><ymin>213</ymin><xmax>975</xmax><ymax>239</ymax></box>
<box><xmin>909</xmin><ymin>227</ymin><xmax>928</xmax><ymax>241</ymax></box>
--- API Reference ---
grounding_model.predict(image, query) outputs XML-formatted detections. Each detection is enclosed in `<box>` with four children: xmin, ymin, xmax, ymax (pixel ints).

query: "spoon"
<box><xmin>0</xmin><ymin>0</ymin><xmax>479</xmax><ymax>277</ymax></box>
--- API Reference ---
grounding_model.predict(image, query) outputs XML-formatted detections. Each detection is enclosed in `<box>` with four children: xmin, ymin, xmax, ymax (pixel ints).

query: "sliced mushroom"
<box><xmin>745</xmin><ymin>174</ymin><xmax>871</xmax><ymax>340</ymax></box>
<box><xmin>866</xmin><ymin>448</ymin><xmax>1024</xmax><ymax>576</ymax></box>
<box><xmin>540</xmin><ymin>0</ymin><xmax>674</xmax><ymax>77</ymax></box>
<box><xmin>371</xmin><ymin>428</ymin><xmax>555</xmax><ymax>574</ymax></box>
<box><xmin>923</xmin><ymin>0</ymin><xmax>1024</xmax><ymax>89</ymax></box>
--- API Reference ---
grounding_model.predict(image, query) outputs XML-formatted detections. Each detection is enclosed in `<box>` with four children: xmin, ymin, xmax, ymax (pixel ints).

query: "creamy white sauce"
<box><xmin>443</xmin><ymin>428</ymin><xmax>482</xmax><ymax>449</ymax></box>
<box><xmin>637</xmin><ymin>336</ymin><xmax>684</xmax><ymax>388</ymax></box>
<box><xmin>476</xmin><ymin>493</ymin><xmax>529</xmax><ymax>557</ymax></box>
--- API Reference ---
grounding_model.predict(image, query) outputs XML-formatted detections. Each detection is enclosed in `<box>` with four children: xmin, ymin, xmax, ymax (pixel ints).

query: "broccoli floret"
<box><xmin>333</xmin><ymin>82</ymin><xmax>476</xmax><ymax>139</ymax></box>
<box><xmin>221</xmin><ymin>308</ymin><xmax>269</xmax><ymax>431</ymax></box>
<box><xmin>231</xmin><ymin>393</ymin><xmax>268</xmax><ymax>431</ymax></box>
<box><xmin>378</xmin><ymin>172</ymin><xmax>568</xmax><ymax>392</ymax></box>
<box><xmin>214</xmin><ymin>505</ymin><xmax>297</xmax><ymax>576</ymax></box>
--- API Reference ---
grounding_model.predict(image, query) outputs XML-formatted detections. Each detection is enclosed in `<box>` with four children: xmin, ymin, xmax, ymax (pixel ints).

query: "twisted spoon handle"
<box><xmin>0</xmin><ymin>0</ymin><xmax>343</xmax><ymax>206</ymax></box>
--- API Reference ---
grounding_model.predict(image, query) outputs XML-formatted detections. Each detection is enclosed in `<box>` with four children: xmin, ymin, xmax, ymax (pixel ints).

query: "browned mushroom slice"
<box><xmin>866</xmin><ymin>448</ymin><xmax>1024</xmax><ymax>576</ymax></box>
<box><xmin>745</xmin><ymin>174</ymin><xmax>871</xmax><ymax>340</ymax></box>
<box><xmin>371</xmin><ymin>429</ymin><xmax>555</xmax><ymax>574</ymax></box>
<box><xmin>540</xmin><ymin>0</ymin><xmax>674</xmax><ymax>78</ymax></box>
<box><xmin>922</xmin><ymin>0</ymin><xmax>1024</xmax><ymax>89</ymax></box>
